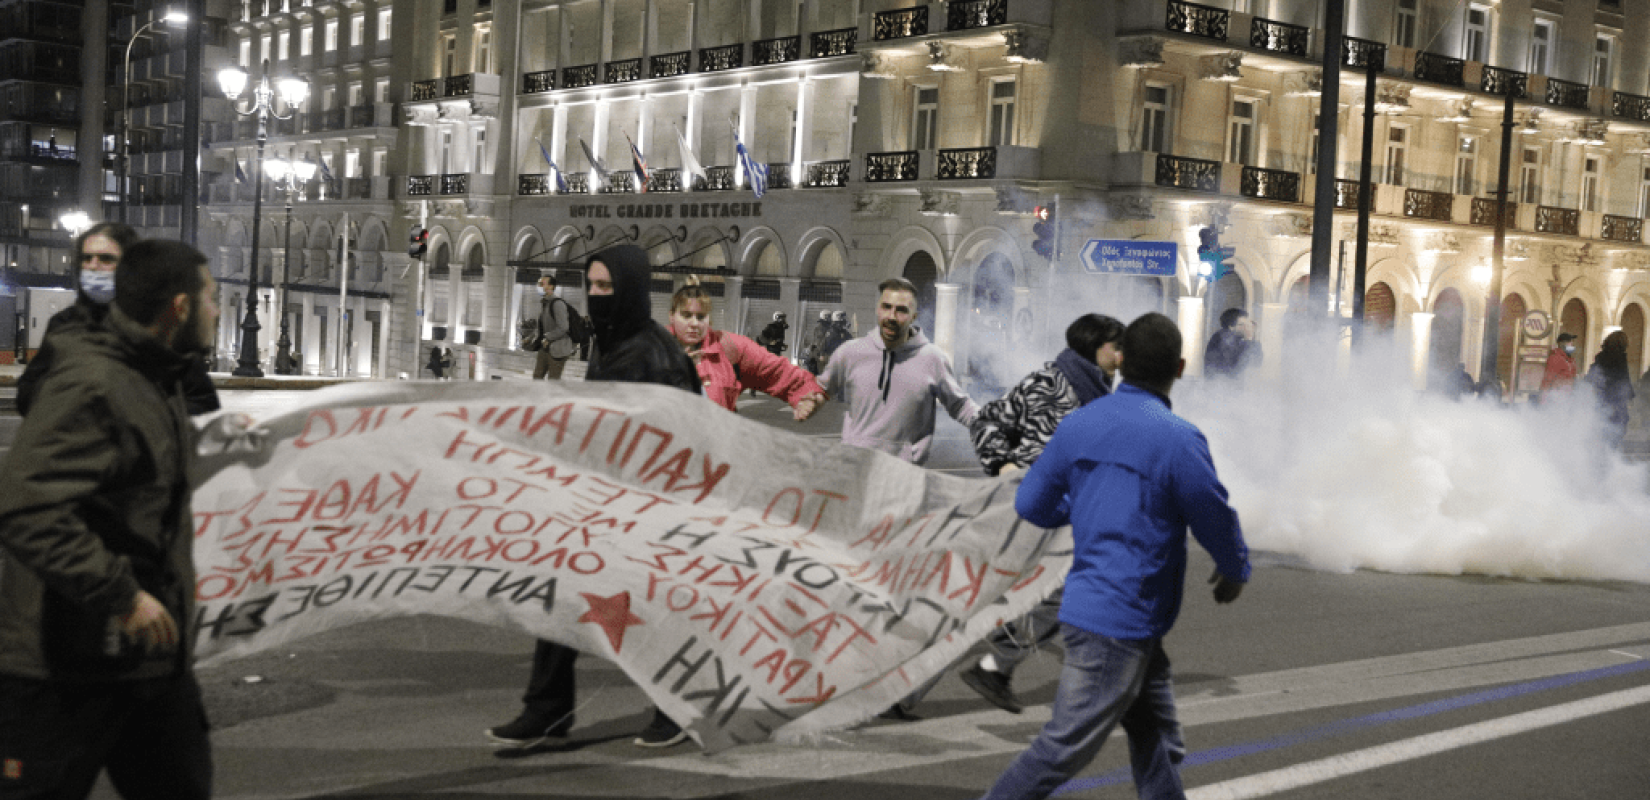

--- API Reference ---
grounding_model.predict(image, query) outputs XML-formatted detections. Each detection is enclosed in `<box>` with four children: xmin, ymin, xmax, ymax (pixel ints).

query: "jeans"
<box><xmin>981</xmin><ymin>625</ymin><xmax>1185</xmax><ymax>800</ymax></box>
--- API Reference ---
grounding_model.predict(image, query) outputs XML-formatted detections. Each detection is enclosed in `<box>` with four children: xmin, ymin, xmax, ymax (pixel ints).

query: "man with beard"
<box><xmin>0</xmin><ymin>240</ymin><xmax>220</xmax><ymax>799</ymax></box>
<box><xmin>487</xmin><ymin>244</ymin><xmax>700</xmax><ymax>751</ymax></box>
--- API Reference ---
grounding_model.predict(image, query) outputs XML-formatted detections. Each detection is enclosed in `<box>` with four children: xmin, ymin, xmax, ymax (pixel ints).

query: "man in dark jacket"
<box><xmin>0</xmin><ymin>240</ymin><xmax>220</xmax><ymax>800</ymax></box>
<box><xmin>487</xmin><ymin>244</ymin><xmax>700</xmax><ymax>751</ymax></box>
<box><xmin>1203</xmin><ymin>307</ymin><xmax>1260</xmax><ymax>380</ymax></box>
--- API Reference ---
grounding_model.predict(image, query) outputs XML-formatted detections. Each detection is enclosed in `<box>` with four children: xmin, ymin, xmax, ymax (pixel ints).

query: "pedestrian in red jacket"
<box><xmin>667</xmin><ymin>284</ymin><xmax>826</xmax><ymax>420</ymax></box>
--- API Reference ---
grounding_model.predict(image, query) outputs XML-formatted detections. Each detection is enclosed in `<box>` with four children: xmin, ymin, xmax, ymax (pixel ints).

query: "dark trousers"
<box><xmin>523</xmin><ymin>639</ymin><xmax>578</xmax><ymax>722</ymax></box>
<box><xmin>0</xmin><ymin>672</ymin><xmax>212</xmax><ymax>800</ymax></box>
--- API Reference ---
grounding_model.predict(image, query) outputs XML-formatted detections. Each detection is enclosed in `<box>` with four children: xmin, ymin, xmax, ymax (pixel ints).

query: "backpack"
<box><xmin>554</xmin><ymin>297</ymin><xmax>592</xmax><ymax>347</ymax></box>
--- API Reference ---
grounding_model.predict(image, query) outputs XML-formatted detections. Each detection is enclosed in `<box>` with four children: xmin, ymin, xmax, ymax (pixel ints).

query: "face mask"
<box><xmin>586</xmin><ymin>294</ymin><xmax>616</xmax><ymax>329</ymax></box>
<box><xmin>80</xmin><ymin>270</ymin><xmax>116</xmax><ymax>305</ymax></box>
<box><xmin>1564</xmin><ymin>344</ymin><xmax>1576</xmax><ymax>355</ymax></box>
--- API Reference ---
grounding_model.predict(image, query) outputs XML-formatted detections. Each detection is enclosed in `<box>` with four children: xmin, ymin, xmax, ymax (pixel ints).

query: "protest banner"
<box><xmin>191</xmin><ymin>380</ymin><xmax>1071</xmax><ymax>751</ymax></box>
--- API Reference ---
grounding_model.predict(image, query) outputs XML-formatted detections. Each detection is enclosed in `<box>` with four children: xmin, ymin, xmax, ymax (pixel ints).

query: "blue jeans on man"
<box><xmin>980</xmin><ymin>624</ymin><xmax>1186</xmax><ymax>800</ymax></box>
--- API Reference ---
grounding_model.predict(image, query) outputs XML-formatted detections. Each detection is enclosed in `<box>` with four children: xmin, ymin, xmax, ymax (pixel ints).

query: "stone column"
<box><xmin>1410</xmin><ymin>311</ymin><xmax>1435</xmax><ymax>391</ymax></box>
<box><xmin>1178</xmin><ymin>296</ymin><xmax>1206</xmax><ymax>377</ymax></box>
<box><xmin>934</xmin><ymin>282</ymin><xmax>961</xmax><ymax>362</ymax></box>
<box><xmin>1260</xmin><ymin>302</ymin><xmax>1287</xmax><ymax>382</ymax></box>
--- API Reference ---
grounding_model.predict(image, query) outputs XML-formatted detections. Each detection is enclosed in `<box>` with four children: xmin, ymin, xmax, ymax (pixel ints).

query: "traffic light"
<box><xmin>1195</xmin><ymin>227</ymin><xmax>1234</xmax><ymax>280</ymax></box>
<box><xmin>1031</xmin><ymin>204</ymin><xmax>1057</xmax><ymax>259</ymax></box>
<box><xmin>408</xmin><ymin>225</ymin><xmax>429</xmax><ymax>259</ymax></box>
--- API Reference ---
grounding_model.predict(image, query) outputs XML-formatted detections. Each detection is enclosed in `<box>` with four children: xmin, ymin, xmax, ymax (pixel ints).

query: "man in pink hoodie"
<box><xmin>818</xmin><ymin>277</ymin><xmax>979</xmax><ymax>466</ymax></box>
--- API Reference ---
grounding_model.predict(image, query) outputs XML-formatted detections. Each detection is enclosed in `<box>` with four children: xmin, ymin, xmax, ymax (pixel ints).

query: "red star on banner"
<box><xmin>578</xmin><ymin>591</ymin><xmax>645</xmax><ymax>653</ymax></box>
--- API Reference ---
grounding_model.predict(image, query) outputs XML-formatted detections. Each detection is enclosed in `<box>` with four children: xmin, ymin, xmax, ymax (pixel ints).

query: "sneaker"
<box><xmin>486</xmin><ymin>711</ymin><xmax>573</xmax><ymax>746</ymax></box>
<box><xmin>633</xmin><ymin>708</ymin><xmax>689</xmax><ymax>748</ymax></box>
<box><xmin>960</xmin><ymin>664</ymin><xmax>1023</xmax><ymax>714</ymax></box>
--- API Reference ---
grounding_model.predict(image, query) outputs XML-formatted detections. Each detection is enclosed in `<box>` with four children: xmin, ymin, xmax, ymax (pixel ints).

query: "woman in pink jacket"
<box><xmin>668</xmin><ymin>284</ymin><xmax>827</xmax><ymax>420</ymax></box>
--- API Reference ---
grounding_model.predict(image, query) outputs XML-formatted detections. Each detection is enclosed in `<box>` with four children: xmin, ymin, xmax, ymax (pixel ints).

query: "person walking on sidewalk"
<box><xmin>959</xmin><ymin>313</ymin><xmax>1125</xmax><ymax>713</ymax></box>
<box><xmin>530</xmin><ymin>273</ymin><xmax>578</xmax><ymax>380</ymax></box>
<box><xmin>979</xmin><ymin>313</ymin><xmax>1250</xmax><ymax>800</ymax></box>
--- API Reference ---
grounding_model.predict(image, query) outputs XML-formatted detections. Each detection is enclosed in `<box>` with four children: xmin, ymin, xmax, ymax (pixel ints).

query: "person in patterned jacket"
<box><xmin>958</xmin><ymin>313</ymin><xmax>1125</xmax><ymax>714</ymax></box>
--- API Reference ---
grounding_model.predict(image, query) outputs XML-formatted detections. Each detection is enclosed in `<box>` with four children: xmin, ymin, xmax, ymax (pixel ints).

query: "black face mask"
<box><xmin>586</xmin><ymin>294</ymin><xmax>617</xmax><ymax>329</ymax></box>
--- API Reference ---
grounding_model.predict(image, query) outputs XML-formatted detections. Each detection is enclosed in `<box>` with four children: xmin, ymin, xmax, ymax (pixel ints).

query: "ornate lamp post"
<box><xmin>218</xmin><ymin>60</ymin><xmax>308</xmax><ymax>377</ymax></box>
<box><xmin>120</xmin><ymin>9</ymin><xmax>188</xmax><ymax>224</ymax></box>
<box><xmin>263</xmin><ymin>155</ymin><xmax>316</xmax><ymax>375</ymax></box>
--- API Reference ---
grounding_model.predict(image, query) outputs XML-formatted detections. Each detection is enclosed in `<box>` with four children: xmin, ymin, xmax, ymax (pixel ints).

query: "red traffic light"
<box><xmin>408</xmin><ymin>226</ymin><xmax>429</xmax><ymax>259</ymax></box>
<box><xmin>1033</xmin><ymin>205</ymin><xmax>1052</xmax><ymax>221</ymax></box>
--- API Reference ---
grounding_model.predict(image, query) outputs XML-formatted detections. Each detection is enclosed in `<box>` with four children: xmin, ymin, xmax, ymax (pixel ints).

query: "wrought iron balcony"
<box><xmin>407</xmin><ymin>175</ymin><xmax>435</xmax><ymax>196</ymax></box>
<box><xmin>440</xmin><ymin>173</ymin><xmax>469</xmax><ymax>195</ymax></box>
<box><xmin>1404</xmin><ymin>188</ymin><xmax>1452</xmax><ymax>221</ymax></box>
<box><xmin>699</xmin><ymin>43</ymin><xmax>742</xmax><ymax>72</ymax></box>
<box><xmin>564</xmin><ymin>173</ymin><xmax>589</xmax><ymax>194</ymax></box>
<box><xmin>348</xmin><ymin>104</ymin><xmax>376</xmax><ymax>128</ymax></box>
<box><xmin>874</xmin><ymin>6</ymin><xmax>929</xmax><ymax>41</ymax></box>
<box><xmin>949</xmin><ymin>0</ymin><xmax>1008</xmax><ymax>30</ymax></box>
<box><xmin>646</xmin><ymin>168</ymin><xmax>683</xmax><ymax>193</ymax></box>
<box><xmin>805</xmin><ymin>160</ymin><xmax>850</xmax><ymax>187</ymax></box>
<box><xmin>519</xmin><ymin>173</ymin><xmax>551</xmax><ymax>195</ymax></box>
<box><xmin>1342</xmin><ymin>37</ymin><xmax>1385</xmax><ymax>70</ymax></box>
<box><xmin>1413</xmin><ymin>51</ymin><xmax>1464</xmax><ymax>87</ymax></box>
<box><xmin>1250</xmin><ymin>17</ymin><xmax>1307</xmax><ymax>57</ymax></box>
<box><xmin>1545</xmin><ymin>77</ymin><xmax>1590</xmax><ymax>110</ymax></box>
<box><xmin>1155</xmin><ymin>153</ymin><xmax>1219</xmax><ymax>193</ymax></box>
<box><xmin>1481</xmin><ymin>66</ymin><xmax>1528</xmax><ymax>98</ymax></box>
<box><xmin>445</xmin><ymin>74</ymin><xmax>475</xmax><ymax>96</ymax></box>
<box><xmin>866</xmin><ymin>151</ymin><xmax>919</xmax><ymax>182</ymax></box>
<box><xmin>810</xmin><ymin>27</ymin><xmax>857</xmax><ymax>58</ymax></box>
<box><xmin>1334</xmin><ymin>179</ymin><xmax>1362</xmax><ymax>210</ymax></box>
<box><xmin>605</xmin><ymin>58</ymin><xmax>642</xmax><ymax>84</ymax></box>
<box><xmin>651</xmin><ymin>51</ymin><xmax>690</xmax><ymax>79</ymax></box>
<box><xmin>752</xmin><ymin>36</ymin><xmax>800</xmax><ymax>66</ymax></box>
<box><xmin>410</xmin><ymin>80</ymin><xmax>439</xmax><ymax>102</ymax></box>
<box><xmin>1601</xmin><ymin>214</ymin><xmax>1641</xmax><ymax>243</ymax></box>
<box><xmin>938</xmin><ymin>147</ymin><xmax>997</xmax><ymax>179</ymax></box>
<box><xmin>1470</xmin><ymin>197</ymin><xmax>1517</xmax><ymax>227</ymax></box>
<box><xmin>704</xmin><ymin>165</ymin><xmax>735</xmax><ymax>191</ymax></box>
<box><xmin>1612</xmin><ymin>91</ymin><xmax>1650</xmax><ymax>121</ymax></box>
<box><xmin>1166</xmin><ymin>0</ymin><xmax>1227</xmax><ymax>41</ymax></box>
<box><xmin>1535</xmin><ymin>205</ymin><xmax>1579</xmax><ymax>235</ymax></box>
<box><xmin>319</xmin><ymin>108</ymin><xmax>345</xmax><ymax>131</ymax></box>
<box><xmin>562</xmin><ymin>64</ymin><xmax>598</xmax><ymax>90</ymax></box>
<box><xmin>768</xmin><ymin>164</ymin><xmax>794</xmax><ymax>190</ymax></box>
<box><xmin>1240</xmin><ymin>166</ymin><xmax>1299</xmax><ymax>202</ymax></box>
<box><xmin>523</xmin><ymin>69</ymin><xmax>555</xmax><ymax>94</ymax></box>
<box><xmin>600</xmin><ymin>172</ymin><xmax>636</xmax><ymax>193</ymax></box>
<box><xmin>346</xmin><ymin>177</ymin><xmax>371</xmax><ymax>200</ymax></box>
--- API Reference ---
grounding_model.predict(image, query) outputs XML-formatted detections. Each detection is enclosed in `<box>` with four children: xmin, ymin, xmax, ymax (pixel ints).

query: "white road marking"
<box><xmin>1185</xmin><ymin>684</ymin><xmax>1650</xmax><ymax>800</ymax></box>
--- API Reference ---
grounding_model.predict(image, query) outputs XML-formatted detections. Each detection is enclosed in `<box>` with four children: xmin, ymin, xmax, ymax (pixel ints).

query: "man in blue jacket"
<box><xmin>981</xmin><ymin>312</ymin><xmax>1251</xmax><ymax>800</ymax></box>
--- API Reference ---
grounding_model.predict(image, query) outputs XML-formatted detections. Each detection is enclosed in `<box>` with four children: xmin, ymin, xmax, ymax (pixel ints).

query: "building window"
<box><xmin>372</xmin><ymin>148</ymin><xmax>387</xmax><ymax>178</ymax></box>
<box><xmin>378</xmin><ymin>8</ymin><xmax>392</xmax><ymax>40</ymax></box>
<box><xmin>1583</xmin><ymin>155</ymin><xmax>1601</xmax><ymax>212</ymax></box>
<box><xmin>473</xmin><ymin>128</ymin><xmax>487</xmax><ymax>174</ymax></box>
<box><xmin>1308</xmin><ymin>110</ymin><xmax>1319</xmax><ymax>174</ymax></box>
<box><xmin>240</xmin><ymin>38</ymin><xmax>251</xmax><ymax>67</ymax></box>
<box><xmin>301</xmin><ymin>26</ymin><xmax>313</xmax><ymax>57</ymax></box>
<box><xmin>1385</xmin><ymin>124</ymin><xmax>1408</xmax><ymax>186</ymax></box>
<box><xmin>1638</xmin><ymin>164</ymin><xmax>1650</xmax><ymax>218</ymax></box>
<box><xmin>443</xmin><ymin>34</ymin><xmax>458</xmax><ymax>77</ymax></box>
<box><xmin>1530</xmin><ymin>19</ymin><xmax>1555</xmax><ymax>75</ymax></box>
<box><xmin>348</xmin><ymin>82</ymin><xmax>363</xmax><ymax>107</ymax></box>
<box><xmin>325</xmin><ymin>19</ymin><xmax>339</xmax><ymax>52</ymax></box>
<box><xmin>278</xmin><ymin>30</ymin><xmax>290</xmax><ymax>61</ymax></box>
<box><xmin>1394</xmin><ymin>0</ymin><xmax>1418</xmax><ymax>49</ymax></box>
<box><xmin>320</xmin><ymin>153</ymin><xmax>335</xmax><ymax>198</ymax></box>
<box><xmin>987</xmin><ymin>79</ymin><xmax>1016</xmax><ymax>147</ymax></box>
<box><xmin>351</xmin><ymin>15</ymin><xmax>364</xmax><ymax>48</ymax></box>
<box><xmin>1520</xmin><ymin>146</ymin><xmax>1541</xmax><ymax>204</ymax></box>
<box><xmin>1456</xmin><ymin>135</ymin><xmax>1477</xmax><ymax>195</ymax></box>
<box><xmin>441</xmin><ymin>130</ymin><xmax>453</xmax><ymax>175</ymax></box>
<box><xmin>1593</xmin><ymin>34</ymin><xmax>1614</xmax><ymax>87</ymax></box>
<box><xmin>1464</xmin><ymin>5</ymin><xmax>1490</xmax><ymax>63</ymax></box>
<box><xmin>1227</xmin><ymin>97</ymin><xmax>1257</xmax><ymax>166</ymax></box>
<box><xmin>475</xmin><ymin>25</ymin><xmax>492</xmax><ymax>74</ymax></box>
<box><xmin>1141</xmin><ymin>83</ymin><xmax>1171</xmax><ymax>153</ymax></box>
<box><xmin>322</xmin><ymin>86</ymin><xmax>335</xmax><ymax>110</ymax></box>
<box><xmin>911</xmin><ymin>87</ymin><xmax>939</xmax><ymax>150</ymax></box>
<box><xmin>260</xmin><ymin>34</ymin><xmax>271</xmax><ymax>65</ymax></box>
<box><xmin>375</xmin><ymin>77</ymin><xmax>389</xmax><ymax>103</ymax></box>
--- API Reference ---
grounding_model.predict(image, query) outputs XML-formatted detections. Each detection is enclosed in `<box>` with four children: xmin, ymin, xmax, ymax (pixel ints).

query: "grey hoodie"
<box><xmin>818</xmin><ymin>329</ymin><xmax>978</xmax><ymax>465</ymax></box>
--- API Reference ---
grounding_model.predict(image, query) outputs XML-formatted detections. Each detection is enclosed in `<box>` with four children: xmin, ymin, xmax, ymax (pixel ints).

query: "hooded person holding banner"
<box><xmin>488</xmin><ymin>244</ymin><xmax>702</xmax><ymax>750</ymax></box>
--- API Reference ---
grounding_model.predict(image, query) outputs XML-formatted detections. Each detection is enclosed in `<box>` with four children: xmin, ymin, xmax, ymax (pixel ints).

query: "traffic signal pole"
<box><xmin>1307</xmin><ymin>0</ymin><xmax>1346</xmax><ymax>317</ymax></box>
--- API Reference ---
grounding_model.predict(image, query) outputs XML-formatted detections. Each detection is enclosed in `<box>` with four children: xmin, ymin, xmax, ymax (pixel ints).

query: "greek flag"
<box><xmin>536</xmin><ymin>138</ymin><xmax>569</xmax><ymax>193</ymax></box>
<box><xmin>625</xmin><ymin>131</ymin><xmax>649</xmax><ymax>192</ymax></box>
<box><xmin>734</xmin><ymin>129</ymin><xmax>767</xmax><ymax>199</ymax></box>
<box><xmin>579</xmin><ymin>137</ymin><xmax>609</xmax><ymax>182</ymax></box>
<box><xmin>235</xmin><ymin>160</ymin><xmax>248</xmax><ymax>184</ymax></box>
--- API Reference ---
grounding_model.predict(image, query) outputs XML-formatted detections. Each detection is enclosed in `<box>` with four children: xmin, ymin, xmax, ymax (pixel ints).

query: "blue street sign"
<box><xmin>1080</xmin><ymin>240</ymin><xmax>1177</xmax><ymax>276</ymax></box>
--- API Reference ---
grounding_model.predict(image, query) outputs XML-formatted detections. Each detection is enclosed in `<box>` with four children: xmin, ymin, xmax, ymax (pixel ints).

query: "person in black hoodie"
<box><xmin>1587</xmin><ymin>330</ymin><xmax>1636</xmax><ymax>448</ymax></box>
<box><xmin>18</xmin><ymin>223</ymin><xmax>220</xmax><ymax>417</ymax></box>
<box><xmin>486</xmin><ymin>244</ymin><xmax>701</xmax><ymax>751</ymax></box>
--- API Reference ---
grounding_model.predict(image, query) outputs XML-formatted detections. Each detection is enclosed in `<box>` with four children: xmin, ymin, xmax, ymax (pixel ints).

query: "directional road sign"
<box><xmin>1079</xmin><ymin>240</ymin><xmax>1177</xmax><ymax>276</ymax></box>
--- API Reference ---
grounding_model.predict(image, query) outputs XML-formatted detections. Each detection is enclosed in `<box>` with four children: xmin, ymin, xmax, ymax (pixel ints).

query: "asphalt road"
<box><xmin>1</xmin><ymin>380</ymin><xmax>1645</xmax><ymax>799</ymax></box>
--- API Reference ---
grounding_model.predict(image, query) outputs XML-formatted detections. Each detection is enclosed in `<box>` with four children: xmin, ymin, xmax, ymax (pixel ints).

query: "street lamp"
<box><xmin>119</xmin><ymin>8</ymin><xmax>189</xmax><ymax>224</ymax></box>
<box><xmin>264</xmin><ymin>155</ymin><xmax>316</xmax><ymax>375</ymax></box>
<box><xmin>59</xmin><ymin>210</ymin><xmax>92</xmax><ymax>238</ymax></box>
<box><xmin>219</xmin><ymin>59</ymin><xmax>308</xmax><ymax>378</ymax></box>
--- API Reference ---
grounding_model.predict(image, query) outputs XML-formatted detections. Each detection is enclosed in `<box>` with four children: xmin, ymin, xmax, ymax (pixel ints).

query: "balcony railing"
<box><xmin>1545</xmin><ymin>77</ymin><xmax>1590</xmax><ymax>110</ymax></box>
<box><xmin>1612</xmin><ymin>92</ymin><xmax>1650</xmax><ymax>121</ymax></box>
<box><xmin>1413</xmin><ymin>51</ymin><xmax>1465</xmax><ymax>87</ymax></box>
<box><xmin>1240</xmin><ymin>166</ymin><xmax>1299</xmax><ymax>202</ymax></box>
<box><xmin>410</xmin><ymin>80</ymin><xmax>439</xmax><ymax>101</ymax></box>
<box><xmin>407</xmin><ymin>175</ymin><xmax>435</xmax><ymax>196</ymax></box>
<box><xmin>600</xmin><ymin>172</ymin><xmax>636</xmax><ymax>193</ymax></box>
<box><xmin>810</xmin><ymin>27</ymin><xmax>857</xmax><ymax>58</ymax></box>
<box><xmin>346</xmin><ymin>177</ymin><xmax>372</xmax><ymax>200</ymax></box>
<box><xmin>1481</xmin><ymin>66</ymin><xmax>1528</xmax><ymax>98</ymax></box>
<box><xmin>805</xmin><ymin>160</ymin><xmax>850</xmax><ymax>187</ymax></box>
<box><xmin>605</xmin><ymin>58</ymin><xmax>642</xmax><ymax>84</ymax></box>
<box><xmin>1166</xmin><ymin>0</ymin><xmax>1228</xmax><ymax>41</ymax></box>
<box><xmin>523</xmin><ymin>69</ymin><xmax>555</xmax><ymax>94</ymax></box>
<box><xmin>520</xmin><ymin>173</ymin><xmax>551</xmax><ymax>195</ymax></box>
<box><xmin>445</xmin><ymin>74</ymin><xmax>475</xmax><ymax>96</ymax></box>
<box><xmin>1342</xmin><ymin>36</ymin><xmax>1386</xmax><ymax>70</ymax></box>
<box><xmin>564</xmin><ymin>172</ymin><xmax>589</xmax><ymax>194</ymax></box>
<box><xmin>874</xmin><ymin>6</ymin><xmax>929</xmax><ymax>41</ymax></box>
<box><xmin>1334</xmin><ymin>179</ymin><xmax>1362</xmax><ymax>210</ymax></box>
<box><xmin>1155</xmin><ymin>153</ymin><xmax>1219</xmax><ymax>193</ymax></box>
<box><xmin>949</xmin><ymin>0</ymin><xmax>1008</xmax><ymax>30</ymax></box>
<box><xmin>319</xmin><ymin>108</ymin><xmax>346</xmax><ymax>131</ymax></box>
<box><xmin>866</xmin><ymin>151</ymin><xmax>919</xmax><ymax>182</ymax></box>
<box><xmin>440</xmin><ymin>173</ymin><xmax>469</xmax><ymax>195</ymax></box>
<box><xmin>1404</xmin><ymin>188</ymin><xmax>1452</xmax><ymax>221</ymax></box>
<box><xmin>348</xmin><ymin>104</ymin><xmax>376</xmax><ymax>128</ymax></box>
<box><xmin>937</xmin><ymin>147</ymin><xmax>997</xmax><ymax>179</ymax></box>
<box><xmin>768</xmin><ymin>164</ymin><xmax>793</xmax><ymax>190</ymax></box>
<box><xmin>699</xmin><ymin>43</ymin><xmax>743</xmax><ymax>72</ymax></box>
<box><xmin>646</xmin><ymin>168</ymin><xmax>683</xmax><ymax>193</ymax></box>
<box><xmin>704</xmin><ymin>165</ymin><xmax>735</xmax><ymax>191</ymax></box>
<box><xmin>562</xmin><ymin>64</ymin><xmax>598</xmax><ymax>90</ymax></box>
<box><xmin>1250</xmin><ymin>17</ymin><xmax>1308</xmax><ymax>57</ymax></box>
<box><xmin>651</xmin><ymin>51</ymin><xmax>691</xmax><ymax>79</ymax></box>
<box><xmin>1535</xmin><ymin>205</ymin><xmax>1579</xmax><ymax>235</ymax></box>
<box><xmin>1470</xmin><ymin>197</ymin><xmax>1517</xmax><ymax>227</ymax></box>
<box><xmin>1601</xmin><ymin>214</ymin><xmax>1642</xmax><ymax>243</ymax></box>
<box><xmin>751</xmin><ymin>35</ymin><xmax>800</xmax><ymax>66</ymax></box>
